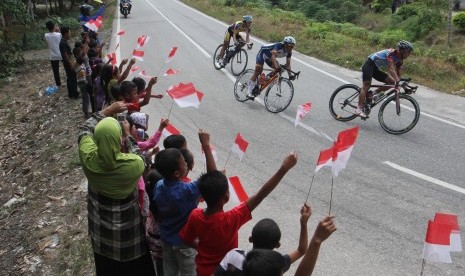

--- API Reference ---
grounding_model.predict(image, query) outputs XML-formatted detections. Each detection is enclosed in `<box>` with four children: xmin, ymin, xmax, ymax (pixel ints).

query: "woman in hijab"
<box><xmin>78</xmin><ymin>102</ymin><xmax>155</xmax><ymax>276</ymax></box>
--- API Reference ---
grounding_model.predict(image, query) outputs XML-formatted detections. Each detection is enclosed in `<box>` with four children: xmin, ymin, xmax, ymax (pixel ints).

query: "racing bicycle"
<box><xmin>234</xmin><ymin>64</ymin><xmax>301</xmax><ymax>113</ymax></box>
<box><xmin>213</xmin><ymin>40</ymin><xmax>252</xmax><ymax>76</ymax></box>
<box><xmin>329</xmin><ymin>78</ymin><xmax>419</xmax><ymax>134</ymax></box>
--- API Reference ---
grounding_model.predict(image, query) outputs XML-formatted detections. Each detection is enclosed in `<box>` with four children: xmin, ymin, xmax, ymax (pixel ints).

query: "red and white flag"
<box><xmin>166</xmin><ymin>82</ymin><xmax>204</xmax><ymax>108</ymax></box>
<box><xmin>132</xmin><ymin>49</ymin><xmax>145</xmax><ymax>61</ymax></box>
<box><xmin>231</xmin><ymin>133</ymin><xmax>249</xmax><ymax>161</ymax></box>
<box><xmin>138</xmin><ymin>70</ymin><xmax>151</xmax><ymax>78</ymax></box>
<box><xmin>202</xmin><ymin>144</ymin><xmax>218</xmax><ymax>163</ymax></box>
<box><xmin>434</xmin><ymin>213</ymin><xmax>462</xmax><ymax>252</ymax></box>
<box><xmin>331</xmin><ymin>126</ymin><xmax>359</xmax><ymax>177</ymax></box>
<box><xmin>422</xmin><ymin>220</ymin><xmax>453</xmax><ymax>263</ymax></box>
<box><xmin>315</xmin><ymin>147</ymin><xmax>334</xmax><ymax>174</ymax></box>
<box><xmin>228</xmin><ymin>176</ymin><xmax>249</xmax><ymax>204</ymax></box>
<box><xmin>131</xmin><ymin>65</ymin><xmax>140</xmax><ymax>72</ymax></box>
<box><xmin>161</xmin><ymin>123</ymin><xmax>181</xmax><ymax>139</ymax></box>
<box><xmin>106</xmin><ymin>52</ymin><xmax>117</xmax><ymax>65</ymax></box>
<box><xmin>137</xmin><ymin>35</ymin><xmax>151</xmax><ymax>48</ymax></box>
<box><xmin>165</xmin><ymin>47</ymin><xmax>178</xmax><ymax>63</ymax></box>
<box><xmin>85</xmin><ymin>17</ymin><xmax>103</xmax><ymax>32</ymax></box>
<box><xmin>295</xmin><ymin>102</ymin><xmax>312</xmax><ymax>127</ymax></box>
<box><xmin>116</xmin><ymin>29</ymin><xmax>126</xmax><ymax>36</ymax></box>
<box><xmin>164</xmin><ymin>68</ymin><xmax>180</xmax><ymax>76</ymax></box>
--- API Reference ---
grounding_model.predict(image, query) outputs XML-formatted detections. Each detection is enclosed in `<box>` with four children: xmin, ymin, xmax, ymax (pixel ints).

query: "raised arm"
<box><xmin>118</xmin><ymin>58</ymin><xmax>136</xmax><ymax>83</ymax></box>
<box><xmin>245</xmin><ymin>152</ymin><xmax>297</xmax><ymax>212</ymax></box>
<box><xmin>199</xmin><ymin>130</ymin><xmax>217</xmax><ymax>172</ymax></box>
<box><xmin>288</xmin><ymin>204</ymin><xmax>311</xmax><ymax>263</ymax></box>
<box><xmin>294</xmin><ymin>215</ymin><xmax>337</xmax><ymax>276</ymax></box>
<box><xmin>139</xmin><ymin>77</ymin><xmax>157</xmax><ymax>107</ymax></box>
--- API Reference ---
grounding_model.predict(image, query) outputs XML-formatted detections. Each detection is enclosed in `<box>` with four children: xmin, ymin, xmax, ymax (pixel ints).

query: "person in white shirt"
<box><xmin>44</xmin><ymin>21</ymin><xmax>62</xmax><ymax>87</ymax></box>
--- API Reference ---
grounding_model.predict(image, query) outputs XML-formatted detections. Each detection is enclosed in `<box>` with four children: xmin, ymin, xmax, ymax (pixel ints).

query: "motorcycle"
<box><xmin>121</xmin><ymin>2</ymin><xmax>130</xmax><ymax>18</ymax></box>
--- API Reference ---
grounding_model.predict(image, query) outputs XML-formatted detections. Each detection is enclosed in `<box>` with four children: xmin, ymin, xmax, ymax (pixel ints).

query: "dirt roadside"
<box><xmin>0</xmin><ymin>48</ymin><xmax>100</xmax><ymax>275</ymax></box>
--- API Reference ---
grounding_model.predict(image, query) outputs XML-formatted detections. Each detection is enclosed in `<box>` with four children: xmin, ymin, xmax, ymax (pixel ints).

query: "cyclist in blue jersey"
<box><xmin>357</xmin><ymin>40</ymin><xmax>413</xmax><ymax>117</ymax></box>
<box><xmin>247</xmin><ymin>36</ymin><xmax>296</xmax><ymax>99</ymax></box>
<box><xmin>217</xmin><ymin>15</ymin><xmax>253</xmax><ymax>65</ymax></box>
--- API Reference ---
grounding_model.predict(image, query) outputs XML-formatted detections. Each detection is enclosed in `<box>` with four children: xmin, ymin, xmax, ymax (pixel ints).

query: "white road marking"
<box><xmin>173</xmin><ymin>0</ymin><xmax>465</xmax><ymax>131</ymax></box>
<box><xmin>383</xmin><ymin>161</ymin><xmax>465</xmax><ymax>195</ymax></box>
<box><xmin>143</xmin><ymin>0</ymin><xmax>210</xmax><ymax>58</ymax></box>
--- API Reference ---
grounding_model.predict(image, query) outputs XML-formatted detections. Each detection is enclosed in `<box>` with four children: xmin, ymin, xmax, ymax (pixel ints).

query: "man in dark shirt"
<box><xmin>59</xmin><ymin>26</ymin><xmax>79</xmax><ymax>99</ymax></box>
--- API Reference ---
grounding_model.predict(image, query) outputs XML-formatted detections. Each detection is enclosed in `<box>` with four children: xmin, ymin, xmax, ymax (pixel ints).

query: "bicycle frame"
<box><xmin>258</xmin><ymin>65</ymin><xmax>301</xmax><ymax>92</ymax></box>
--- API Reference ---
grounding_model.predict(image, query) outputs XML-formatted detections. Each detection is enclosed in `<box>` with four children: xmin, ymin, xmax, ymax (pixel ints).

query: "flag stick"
<box><xmin>419</xmin><ymin>259</ymin><xmax>425</xmax><ymax>276</ymax></box>
<box><xmin>223</xmin><ymin>151</ymin><xmax>233</xmax><ymax>171</ymax></box>
<box><xmin>328</xmin><ymin>177</ymin><xmax>334</xmax><ymax>215</ymax></box>
<box><xmin>167</xmin><ymin>100</ymin><xmax>175</xmax><ymax>119</ymax></box>
<box><xmin>184</xmin><ymin>110</ymin><xmax>200</xmax><ymax>129</ymax></box>
<box><xmin>304</xmin><ymin>174</ymin><xmax>316</xmax><ymax>204</ymax></box>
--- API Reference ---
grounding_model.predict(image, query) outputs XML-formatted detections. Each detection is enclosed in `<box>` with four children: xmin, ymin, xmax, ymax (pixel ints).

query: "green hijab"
<box><xmin>79</xmin><ymin>117</ymin><xmax>144</xmax><ymax>199</ymax></box>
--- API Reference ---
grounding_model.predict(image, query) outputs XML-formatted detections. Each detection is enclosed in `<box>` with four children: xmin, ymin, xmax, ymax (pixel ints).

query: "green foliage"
<box><xmin>453</xmin><ymin>12</ymin><xmax>465</xmax><ymax>32</ymax></box>
<box><xmin>0</xmin><ymin>0</ymin><xmax>31</xmax><ymax>24</ymax></box>
<box><xmin>371</xmin><ymin>0</ymin><xmax>391</xmax><ymax>13</ymax></box>
<box><xmin>0</xmin><ymin>42</ymin><xmax>24</xmax><ymax>78</ymax></box>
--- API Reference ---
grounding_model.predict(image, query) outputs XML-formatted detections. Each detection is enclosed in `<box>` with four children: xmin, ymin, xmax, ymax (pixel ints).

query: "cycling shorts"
<box><xmin>361</xmin><ymin>58</ymin><xmax>388</xmax><ymax>83</ymax></box>
<box><xmin>255</xmin><ymin>49</ymin><xmax>273</xmax><ymax>67</ymax></box>
<box><xmin>223</xmin><ymin>28</ymin><xmax>243</xmax><ymax>42</ymax></box>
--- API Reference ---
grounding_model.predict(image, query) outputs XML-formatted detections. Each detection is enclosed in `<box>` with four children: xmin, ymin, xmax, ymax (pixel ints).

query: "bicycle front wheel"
<box><xmin>329</xmin><ymin>84</ymin><xmax>359</xmax><ymax>121</ymax></box>
<box><xmin>213</xmin><ymin>44</ymin><xmax>223</xmax><ymax>70</ymax></box>
<box><xmin>234</xmin><ymin>69</ymin><xmax>254</xmax><ymax>102</ymax></box>
<box><xmin>378</xmin><ymin>94</ymin><xmax>420</xmax><ymax>134</ymax></box>
<box><xmin>230</xmin><ymin>49</ymin><xmax>248</xmax><ymax>76</ymax></box>
<box><xmin>264</xmin><ymin>78</ymin><xmax>294</xmax><ymax>113</ymax></box>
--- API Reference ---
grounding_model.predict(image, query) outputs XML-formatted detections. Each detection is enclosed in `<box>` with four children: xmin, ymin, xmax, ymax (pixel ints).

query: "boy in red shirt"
<box><xmin>179</xmin><ymin>152</ymin><xmax>298</xmax><ymax>276</ymax></box>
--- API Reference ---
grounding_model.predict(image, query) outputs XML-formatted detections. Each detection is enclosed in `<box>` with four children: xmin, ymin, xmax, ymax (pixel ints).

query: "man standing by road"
<box><xmin>59</xmin><ymin>26</ymin><xmax>79</xmax><ymax>99</ymax></box>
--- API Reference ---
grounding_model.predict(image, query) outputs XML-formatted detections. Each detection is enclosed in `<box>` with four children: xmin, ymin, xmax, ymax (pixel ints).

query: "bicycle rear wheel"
<box><xmin>234</xmin><ymin>69</ymin><xmax>254</xmax><ymax>102</ymax></box>
<box><xmin>230</xmin><ymin>49</ymin><xmax>248</xmax><ymax>76</ymax></box>
<box><xmin>213</xmin><ymin>44</ymin><xmax>224</xmax><ymax>70</ymax></box>
<box><xmin>264</xmin><ymin>78</ymin><xmax>294</xmax><ymax>113</ymax></box>
<box><xmin>329</xmin><ymin>84</ymin><xmax>359</xmax><ymax>121</ymax></box>
<box><xmin>378</xmin><ymin>94</ymin><xmax>420</xmax><ymax>134</ymax></box>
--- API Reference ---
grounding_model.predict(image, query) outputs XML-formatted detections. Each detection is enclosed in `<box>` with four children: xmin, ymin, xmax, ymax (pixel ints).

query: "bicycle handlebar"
<box><xmin>279</xmin><ymin>64</ymin><xmax>301</xmax><ymax>80</ymax></box>
<box><xmin>397</xmin><ymin>78</ymin><xmax>418</xmax><ymax>94</ymax></box>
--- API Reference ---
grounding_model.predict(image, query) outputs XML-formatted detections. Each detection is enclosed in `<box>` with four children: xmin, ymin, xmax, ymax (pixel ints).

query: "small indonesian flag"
<box><xmin>422</xmin><ymin>220</ymin><xmax>453</xmax><ymax>263</ymax></box>
<box><xmin>138</xmin><ymin>70</ymin><xmax>151</xmax><ymax>78</ymax></box>
<box><xmin>434</xmin><ymin>213</ymin><xmax>462</xmax><ymax>252</ymax></box>
<box><xmin>295</xmin><ymin>102</ymin><xmax>312</xmax><ymax>127</ymax></box>
<box><xmin>132</xmin><ymin>49</ymin><xmax>144</xmax><ymax>61</ymax></box>
<box><xmin>228</xmin><ymin>176</ymin><xmax>249</xmax><ymax>204</ymax></box>
<box><xmin>231</xmin><ymin>133</ymin><xmax>249</xmax><ymax>161</ymax></box>
<box><xmin>106</xmin><ymin>52</ymin><xmax>117</xmax><ymax>65</ymax></box>
<box><xmin>116</xmin><ymin>29</ymin><xmax>125</xmax><ymax>36</ymax></box>
<box><xmin>161</xmin><ymin>123</ymin><xmax>181</xmax><ymax>139</ymax></box>
<box><xmin>315</xmin><ymin>147</ymin><xmax>334</xmax><ymax>174</ymax></box>
<box><xmin>164</xmin><ymin>68</ymin><xmax>180</xmax><ymax>76</ymax></box>
<box><xmin>85</xmin><ymin>17</ymin><xmax>102</xmax><ymax>32</ymax></box>
<box><xmin>131</xmin><ymin>65</ymin><xmax>140</xmax><ymax>72</ymax></box>
<box><xmin>202</xmin><ymin>144</ymin><xmax>218</xmax><ymax>163</ymax></box>
<box><xmin>165</xmin><ymin>47</ymin><xmax>178</xmax><ymax>63</ymax></box>
<box><xmin>332</xmin><ymin>126</ymin><xmax>359</xmax><ymax>177</ymax></box>
<box><xmin>137</xmin><ymin>35</ymin><xmax>151</xmax><ymax>48</ymax></box>
<box><xmin>166</xmin><ymin>82</ymin><xmax>204</xmax><ymax>108</ymax></box>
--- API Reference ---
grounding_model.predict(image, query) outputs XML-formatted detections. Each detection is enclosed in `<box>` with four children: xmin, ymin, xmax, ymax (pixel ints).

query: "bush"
<box><xmin>0</xmin><ymin>42</ymin><xmax>25</xmax><ymax>79</ymax></box>
<box><xmin>371</xmin><ymin>0</ymin><xmax>391</xmax><ymax>13</ymax></box>
<box><xmin>453</xmin><ymin>12</ymin><xmax>465</xmax><ymax>32</ymax></box>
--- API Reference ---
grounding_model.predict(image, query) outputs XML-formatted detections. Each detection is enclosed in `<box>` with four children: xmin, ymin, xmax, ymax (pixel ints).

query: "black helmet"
<box><xmin>397</xmin><ymin>40</ymin><xmax>413</xmax><ymax>52</ymax></box>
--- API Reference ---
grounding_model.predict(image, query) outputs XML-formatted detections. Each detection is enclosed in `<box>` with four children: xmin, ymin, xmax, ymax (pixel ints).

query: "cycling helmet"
<box><xmin>283</xmin><ymin>36</ymin><xmax>296</xmax><ymax>45</ymax></box>
<box><xmin>397</xmin><ymin>40</ymin><xmax>413</xmax><ymax>52</ymax></box>
<box><xmin>243</xmin><ymin>15</ymin><xmax>253</xmax><ymax>22</ymax></box>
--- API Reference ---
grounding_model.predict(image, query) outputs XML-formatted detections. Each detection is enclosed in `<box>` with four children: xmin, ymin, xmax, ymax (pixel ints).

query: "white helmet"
<box><xmin>243</xmin><ymin>15</ymin><xmax>253</xmax><ymax>22</ymax></box>
<box><xmin>283</xmin><ymin>36</ymin><xmax>296</xmax><ymax>45</ymax></box>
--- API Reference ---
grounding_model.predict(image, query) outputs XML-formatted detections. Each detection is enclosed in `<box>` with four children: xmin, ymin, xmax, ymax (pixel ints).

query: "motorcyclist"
<box><xmin>120</xmin><ymin>0</ymin><xmax>132</xmax><ymax>15</ymax></box>
<box><xmin>79</xmin><ymin>1</ymin><xmax>105</xmax><ymax>32</ymax></box>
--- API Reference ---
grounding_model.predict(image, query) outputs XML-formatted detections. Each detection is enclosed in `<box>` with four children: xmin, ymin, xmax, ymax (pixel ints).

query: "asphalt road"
<box><xmin>112</xmin><ymin>1</ymin><xmax>465</xmax><ymax>275</ymax></box>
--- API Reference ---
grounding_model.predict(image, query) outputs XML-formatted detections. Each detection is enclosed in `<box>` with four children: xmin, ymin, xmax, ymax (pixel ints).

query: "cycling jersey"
<box><xmin>256</xmin><ymin>42</ymin><xmax>292</xmax><ymax>65</ymax></box>
<box><xmin>368</xmin><ymin>49</ymin><xmax>402</xmax><ymax>71</ymax></box>
<box><xmin>228</xmin><ymin>21</ymin><xmax>251</xmax><ymax>34</ymax></box>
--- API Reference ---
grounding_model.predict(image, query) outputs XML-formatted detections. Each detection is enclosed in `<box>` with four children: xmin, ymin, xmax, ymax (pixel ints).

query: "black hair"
<box><xmin>74</xmin><ymin>41</ymin><xmax>83</xmax><ymax>49</ymax></box>
<box><xmin>91</xmin><ymin>63</ymin><xmax>103</xmax><ymax>81</ymax></box>
<box><xmin>73</xmin><ymin>47</ymin><xmax>82</xmax><ymax>60</ymax></box>
<box><xmin>155</xmin><ymin>148</ymin><xmax>182</xmax><ymax>179</ymax></box>
<box><xmin>45</xmin><ymin>21</ymin><xmax>55</xmax><ymax>32</ymax></box>
<box><xmin>110</xmin><ymin>85</ymin><xmax>122</xmax><ymax>100</ymax></box>
<box><xmin>101</xmin><ymin>64</ymin><xmax>119</xmax><ymax>102</ymax></box>
<box><xmin>243</xmin><ymin>249</ymin><xmax>285</xmax><ymax>276</ymax></box>
<box><xmin>120</xmin><ymin>81</ymin><xmax>137</xmax><ymax>98</ymax></box>
<box><xmin>132</xmin><ymin>77</ymin><xmax>146</xmax><ymax>93</ymax></box>
<box><xmin>125</xmin><ymin>114</ymin><xmax>134</xmax><ymax>129</ymax></box>
<box><xmin>163</xmin><ymin>134</ymin><xmax>187</xmax><ymax>150</ymax></box>
<box><xmin>252</xmin><ymin>219</ymin><xmax>281</xmax><ymax>250</ymax></box>
<box><xmin>60</xmin><ymin>26</ymin><xmax>70</xmax><ymax>36</ymax></box>
<box><xmin>88</xmin><ymin>48</ymin><xmax>98</xmax><ymax>58</ymax></box>
<box><xmin>180</xmin><ymin>148</ymin><xmax>194</xmax><ymax>171</ymax></box>
<box><xmin>89</xmin><ymin>31</ymin><xmax>98</xmax><ymax>40</ymax></box>
<box><xmin>198</xmin><ymin>170</ymin><xmax>228</xmax><ymax>206</ymax></box>
<box><xmin>88</xmin><ymin>40</ymin><xmax>98</xmax><ymax>49</ymax></box>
